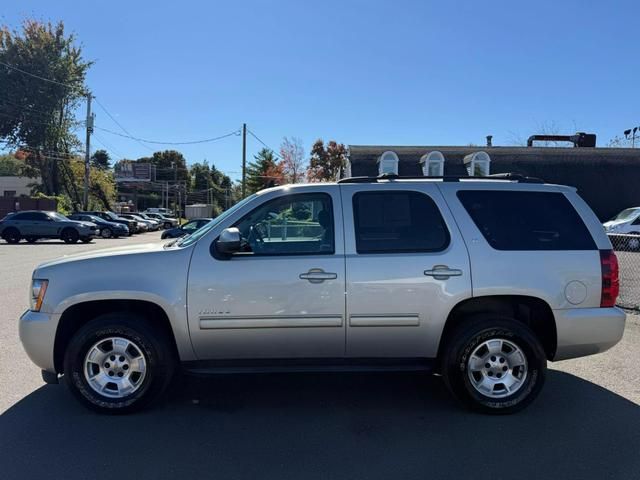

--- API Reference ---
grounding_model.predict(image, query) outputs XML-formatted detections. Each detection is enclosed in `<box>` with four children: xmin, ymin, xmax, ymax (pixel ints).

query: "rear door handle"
<box><xmin>424</xmin><ymin>265</ymin><xmax>463</xmax><ymax>280</ymax></box>
<box><xmin>299</xmin><ymin>269</ymin><xmax>338</xmax><ymax>283</ymax></box>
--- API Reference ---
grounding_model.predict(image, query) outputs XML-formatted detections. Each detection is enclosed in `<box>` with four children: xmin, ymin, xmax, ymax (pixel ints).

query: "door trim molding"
<box><xmin>200</xmin><ymin>315</ymin><xmax>343</xmax><ymax>329</ymax></box>
<box><xmin>349</xmin><ymin>315</ymin><xmax>420</xmax><ymax>327</ymax></box>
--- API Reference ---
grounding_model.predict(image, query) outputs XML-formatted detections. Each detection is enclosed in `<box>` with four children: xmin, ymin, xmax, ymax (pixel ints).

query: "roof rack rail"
<box><xmin>338</xmin><ymin>173</ymin><xmax>544</xmax><ymax>184</ymax></box>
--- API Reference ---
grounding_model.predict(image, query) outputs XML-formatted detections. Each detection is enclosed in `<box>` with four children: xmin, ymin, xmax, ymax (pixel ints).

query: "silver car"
<box><xmin>19</xmin><ymin>177</ymin><xmax>625</xmax><ymax>414</ymax></box>
<box><xmin>1</xmin><ymin>210</ymin><xmax>98</xmax><ymax>244</ymax></box>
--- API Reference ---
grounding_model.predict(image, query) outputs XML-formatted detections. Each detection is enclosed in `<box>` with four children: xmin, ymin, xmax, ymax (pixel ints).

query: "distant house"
<box><xmin>0</xmin><ymin>176</ymin><xmax>36</xmax><ymax>198</ymax></box>
<box><xmin>344</xmin><ymin>143</ymin><xmax>640</xmax><ymax>221</ymax></box>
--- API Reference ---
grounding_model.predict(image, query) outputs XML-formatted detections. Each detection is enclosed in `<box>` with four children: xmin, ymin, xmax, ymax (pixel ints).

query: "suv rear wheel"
<box><xmin>441</xmin><ymin>317</ymin><xmax>546</xmax><ymax>414</ymax></box>
<box><xmin>2</xmin><ymin>227</ymin><xmax>21</xmax><ymax>244</ymax></box>
<box><xmin>63</xmin><ymin>313</ymin><xmax>175</xmax><ymax>414</ymax></box>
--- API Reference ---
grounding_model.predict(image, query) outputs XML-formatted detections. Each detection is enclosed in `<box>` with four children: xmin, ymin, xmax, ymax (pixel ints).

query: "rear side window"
<box><xmin>353</xmin><ymin>191</ymin><xmax>449</xmax><ymax>253</ymax></box>
<box><xmin>457</xmin><ymin>190</ymin><xmax>596</xmax><ymax>251</ymax></box>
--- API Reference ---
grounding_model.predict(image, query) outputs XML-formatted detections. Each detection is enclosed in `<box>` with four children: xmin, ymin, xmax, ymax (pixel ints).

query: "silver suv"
<box><xmin>19</xmin><ymin>176</ymin><xmax>626</xmax><ymax>414</ymax></box>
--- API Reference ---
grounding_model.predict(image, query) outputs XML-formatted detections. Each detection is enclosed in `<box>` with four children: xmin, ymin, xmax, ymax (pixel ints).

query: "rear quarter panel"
<box><xmin>438</xmin><ymin>182</ymin><xmax>603</xmax><ymax>309</ymax></box>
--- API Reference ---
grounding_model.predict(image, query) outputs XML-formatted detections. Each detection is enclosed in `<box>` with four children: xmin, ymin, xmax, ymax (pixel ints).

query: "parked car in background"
<box><xmin>603</xmin><ymin>207</ymin><xmax>640</xmax><ymax>249</ymax></box>
<box><xmin>1</xmin><ymin>210</ymin><xmax>98</xmax><ymax>244</ymax></box>
<box><xmin>83</xmin><ymin>211</ymin><xmax>136</xmax><ymax>235</ymax></box>
<box><xmin>68</xmin><ymin>213</ymin><xmax>129</xmax><ymax>238</ymax></box>
<box><xmin>20</xmin><ymin>176</ymin><xmax>625</xmax><ymax>414</ymax></box>
<box><xmin>161</xmin><ymin>217</ymin><xmax>211</xmax><ymax>239</ymax></box>
<box><xmin>119</xmin><ymin>214</ymin><xmax>156</xmax><ymax>232</ymax></box>
<box><xmin>134</xmin><ymin>212</ymin><xmax>162</xmax><ymax>230</ymax></box>
<box><xmin>144</xmin><ymin>212</ymin><xmax>179</xmax><ymax>229</ymax></box>
<box><xmin>145</xmin><ymin>207</ymin><xmax>174</xmax><ymax>217</ymax></box>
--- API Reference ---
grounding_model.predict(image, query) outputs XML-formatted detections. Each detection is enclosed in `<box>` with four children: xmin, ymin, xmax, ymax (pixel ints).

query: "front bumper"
<box><xmin>19</xmin><ymin>310</ymin><xmax>59</xmax><ymax>373</ymax></box>
<box><xmin>553</xmin><ymin>307</ymin><xmax>626</xmax><ymax>361</ymax></box>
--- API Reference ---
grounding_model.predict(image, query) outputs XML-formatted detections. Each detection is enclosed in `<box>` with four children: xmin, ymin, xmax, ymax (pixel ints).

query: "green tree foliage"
<box><xmin>0</xmin><ymin>20</ymin><xmax>92</xmax><ymax>195</ymax></box>
<box><xmin>91</xmin><ymin>149</ymin><xmax>110</xmax><ymax>170</ymax></box>
<box><xmin>246</xmin><ymin>148</ymin><xmax>284</xmax><ymax>194</ymax></box>
<box><xmin>307</xmin><ymin>139</ymin><xmax>348</xmax><ymax>182</ymax></box>
<box><xmin>188</xmin><ymin>160</ymin><xmax>235</xmax><ymax>215</ymax></box>
<box><xmin>136</xmin><ymin>150</ymin><xmax>189</xmax><ymax>182</ymax></box>
<box><xmin>0</xmin><ymin>153</ymin><xmax>26</xmax><ymax>176</ymax></box>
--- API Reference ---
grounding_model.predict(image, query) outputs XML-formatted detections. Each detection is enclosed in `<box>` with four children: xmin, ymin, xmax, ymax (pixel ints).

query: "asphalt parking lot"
<box><xmin>0</xmin><ymin>233</ymin><xmax>639</xmax><ymax>479</ymax></box>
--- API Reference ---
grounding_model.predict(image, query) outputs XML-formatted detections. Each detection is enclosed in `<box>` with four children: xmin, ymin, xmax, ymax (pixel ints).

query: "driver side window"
<box><xmin>234</xmin><ymin>193</ymin><xmax>334</xmax><ymax>256</ymax></box>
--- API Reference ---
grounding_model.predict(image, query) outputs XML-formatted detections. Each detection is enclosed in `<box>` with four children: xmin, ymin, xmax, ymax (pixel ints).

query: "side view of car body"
<box><xmin>145</xmin><ymin>212</ymin><xmax>179</xmax><ymax>229</ymax></box>
<box><xmin>19</xmin><ymin>177</ymin><xmax>626</xmax><ymax>415</ymax></box>
<box><xmin>83</xmin><ymin>211</ymin><xmax>136</xmax><ymax>235</ymax></box>
<box><xmin>0</xmin><ymin>210</ymin><xmax>98</xmax><ymax>244</ymax></box>
<box><xmin>161</xmin><ymin>217</ymin><xmax>211</xmax><ymax>239</ymax></box>
<box><xmin>68</xmin><ymin>214</ymin><xmax>129</xmax><ymax>238</ymax></box>
<box><xmin>119</xmin><ymin>214</ymin><xmax>155</xmax><ymax>232</ymax></box>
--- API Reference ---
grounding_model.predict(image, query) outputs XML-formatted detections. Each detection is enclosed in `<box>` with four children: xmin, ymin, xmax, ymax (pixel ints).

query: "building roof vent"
<box><xmin>526</xmin><ymin>132</ymin><xmax>596</xmax><ymax>148</ymax></box>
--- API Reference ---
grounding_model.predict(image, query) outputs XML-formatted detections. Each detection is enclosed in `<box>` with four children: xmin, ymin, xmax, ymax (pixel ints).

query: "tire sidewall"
<box><xmin>444</xmin><ymin>319</ymin><xmax>546</xmax><ymax>414</ymax></box>
<box><xmin>64</xmin><ymin>315</ymin><xmax>173</xmax><ymax>413</ymax></box>
<box><xmin>62</xmin><ymin>228</ymin><xmax>79</xmax><ymax>244</ymax></box>
<box><xmin>101</xmin><ymin>228</ymin><xmax>112</xmax><ymax>239</ymax></box>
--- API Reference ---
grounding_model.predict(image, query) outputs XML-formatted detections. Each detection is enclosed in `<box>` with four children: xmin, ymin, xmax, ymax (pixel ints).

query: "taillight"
<box><xmin>600</xmin><ymin>249</ymin><xmax>619</xmax><ymax>308</ymax></box>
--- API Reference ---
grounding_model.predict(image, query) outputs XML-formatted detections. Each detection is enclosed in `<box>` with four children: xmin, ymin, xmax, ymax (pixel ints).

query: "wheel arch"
<box><xmin>54</xmin><ymin>299</ymin><xmax>179</xmax><ymax>374</ymax></box>
<box><xmin>437</xmin><ymin>295</ymin><xmax>557</xmax><ymax>363</ymax></box>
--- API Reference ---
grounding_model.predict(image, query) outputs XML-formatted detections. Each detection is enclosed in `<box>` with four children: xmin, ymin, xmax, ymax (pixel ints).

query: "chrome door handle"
<box><xmin>299</xmin><ymin>269</ymin><xmax>338</xmax><ymax>283</ymax></box>
<box><xmin>424</xmin><ymin>265</ymin><xmax>463</xmax><ymax>280</ymax></box>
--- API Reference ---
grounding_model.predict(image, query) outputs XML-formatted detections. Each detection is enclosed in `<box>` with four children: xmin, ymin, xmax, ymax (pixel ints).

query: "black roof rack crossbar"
<box><xmin>338</xmin><ymin>173</ymin><xmax>544</xmax><ymax>184</ymax></box>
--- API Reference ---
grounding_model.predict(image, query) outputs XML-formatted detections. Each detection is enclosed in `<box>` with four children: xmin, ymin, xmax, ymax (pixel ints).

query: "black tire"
<box><xmin>164</xmin><ymin>222</ymin><xmax>172</xmax><ymax>229</ymax></box>
<box><xmin>2</xmin><ymin>227</ymin><xmax>21</xmax><ymax>244</ymax></box>
<box><xmin>26</xmin><ymin>236</ymin><xmax>39</xmax><ymax>243</ymax></box>
<box><xmin>61</xmin><ymin>228</ymin><xmax>79</xmax><ymax>244</ymax></box>
<box><xmin>441</xmin><ymin>316</ymin><xmax>546</xmax><ymax>414</ymax></box>
<box><xmin>626</xmin><ymin>232</ymin><xmax>640</xmax><ymax>251</ymax></box>
<box><xmin>80</xmin><ymin>237</ymin><xmax>92</xmax><ymax>243</ymax></box>
<box><xmin>63</xmin><ymin>313</ymin><xmax>176</xmax><ymax>414</ymax></box>
<box><xmin>101</xmin><ymin>227</ymin><xmax>113</xmax><ymax>239</ymax></box>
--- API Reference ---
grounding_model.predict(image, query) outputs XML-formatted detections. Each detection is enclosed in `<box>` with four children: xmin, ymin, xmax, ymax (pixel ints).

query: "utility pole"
<box><xmin>83</xmin><ymin>94</ymin><xmax>93</xmax><ymax>210</ymax></box>
<box><xmin>241</xmin><ymin>123</ymin><xmax>247</xmax><ymax>198</ymax></box>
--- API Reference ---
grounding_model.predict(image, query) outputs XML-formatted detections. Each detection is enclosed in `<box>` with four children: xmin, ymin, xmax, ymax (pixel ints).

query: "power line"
<box><xmin>93</xmin><ymin>98</ymin><xmax>155</xmax><ymax>152</ymax></box>
<box><xmin>0</xmin><ymin>60</ymin><xmax>81</xmax><ymax>89</ymax></box>
<box><xmin>247</xmin><ymin>128</ymin><xmax>282</xmax><ymax>159</ymax></box>
<box><xmin>94</xmin><ymin>125</ymin><xmax>241</xmax><ymax>146</ymax></box>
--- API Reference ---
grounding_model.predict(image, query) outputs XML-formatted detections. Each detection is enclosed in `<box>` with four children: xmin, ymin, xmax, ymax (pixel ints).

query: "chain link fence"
<box><xmin>608</xmin><ymin>233</ymin><xmax>640</xmax><ymax>311</ymax></box>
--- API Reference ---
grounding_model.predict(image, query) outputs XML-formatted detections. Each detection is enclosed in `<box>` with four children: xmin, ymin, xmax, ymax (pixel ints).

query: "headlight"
<box><xmin>31</xmin><ymin>279</ymin><xmax>48</xmax><ymax>312</ymax></box>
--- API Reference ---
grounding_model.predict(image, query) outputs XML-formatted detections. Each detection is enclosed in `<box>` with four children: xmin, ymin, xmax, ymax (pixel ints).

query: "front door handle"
<box><xmin>424</xmin><ymin>265</ymin><xmax>463</xmax><ymax>280</ymax></box>
<box><xmin>299</xmin><ymin>269</ymin><xmax>338</xmax><ymax>283</ymax></box>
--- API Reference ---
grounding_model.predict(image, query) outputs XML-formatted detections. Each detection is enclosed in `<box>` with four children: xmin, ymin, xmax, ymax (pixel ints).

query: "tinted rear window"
<box><xmin>457</xmin><ymin>190</ymin><xmax>596</xmax><ymax>251</ymax></box>
<box><xmin>353</xmin><ymin>191</ymin><xmax>449</xmax><ymax>253</ymax></box>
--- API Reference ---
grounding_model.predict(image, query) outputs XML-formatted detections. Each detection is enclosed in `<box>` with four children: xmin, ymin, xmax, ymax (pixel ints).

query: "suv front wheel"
<box><xmin>441</xmin><ymin>317</ymin><xmax>546</xmax><ymax>414</ymax></box>
<box><xmin>63</xmin><ymin>313</ymin><xmax>175</xmax><ymax>414</ymax></box>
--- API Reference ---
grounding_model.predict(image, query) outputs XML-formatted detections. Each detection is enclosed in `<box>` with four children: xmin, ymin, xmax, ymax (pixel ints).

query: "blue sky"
<box><xmin>3</xmin><ymin>1</ymin><xmax>639</xmax><ymax>179</ymax></box>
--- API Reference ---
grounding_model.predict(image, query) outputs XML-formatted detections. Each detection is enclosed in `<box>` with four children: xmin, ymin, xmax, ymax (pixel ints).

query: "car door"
<box><xmin>187</xmin><ymin>186</ymin><xmax>346</xmax><ymax>360</ymax></box>
<box><xmin>28</xmin><ymin>211</ymin><xmax>55</xmax><ymax>236</ymax></box>
<box><xmin>341</xmin><ymin>183</ymin><xmax>472</xmax><ymax>358</ymax></box>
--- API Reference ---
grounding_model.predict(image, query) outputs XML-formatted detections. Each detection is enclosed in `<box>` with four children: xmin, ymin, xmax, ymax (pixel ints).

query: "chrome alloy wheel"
<box><xmin>83</xmin><ymin>337</ymin><xmax>147</xmax><ymax>398</ymax></box>
<box><xmin>467</xmin><ymin>338</ymin><xmax>528</xmax><ymax>398</ymax></box>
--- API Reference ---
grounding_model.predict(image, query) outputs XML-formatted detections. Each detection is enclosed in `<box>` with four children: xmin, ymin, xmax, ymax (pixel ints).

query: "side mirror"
<box><xmin>216</xmin><ymin>227</ymin><xmax>241</xmax><ymax>255</ymax></box>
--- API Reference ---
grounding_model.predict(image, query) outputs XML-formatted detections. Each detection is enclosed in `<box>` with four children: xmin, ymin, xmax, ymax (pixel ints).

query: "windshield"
<box><xmin>175</xmin><ymin>194</ymin><xmax>258</xmax><ymax>247</ymax></box>
<box><xmin>105</xmin><ymin>212</ymin><xmax>119</xmax><ymax>220</ymax></box>
<box><xmin>610</xmin><ymin>208</ymin><xmax>640</xmax><ymax>222</ymax></box>
<box><xmin>49</xmin><ymin>212</ymin><xmax>68</xmax><ymax>221</ymax></box>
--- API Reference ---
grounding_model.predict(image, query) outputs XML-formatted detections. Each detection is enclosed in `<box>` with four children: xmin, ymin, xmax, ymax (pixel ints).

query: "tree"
<box><xmin>307</xmin><ymin>139</ymin><xmax>348</xmax><ymax>182</ymax></box>
<box><xmin>246</xmin><ymin>148</ymin><xmax>284</xmax><ymax>194</ymax></box>
<box><xmin>0</xmin><ymin>153</ymin><xmax>26</xmax><ymax>176</ymax></box>
<box><xmin>136</xmin><ymin>150</ymin><xmax>189</xmax><ymax>182</ymax></box>
<box><xmin>91</xmin><ymin>149</ymin><xmax>110</xmax><ymax>170</ymax></box>
<box><xmin>190</xmin><ymin>161</ymin><xmax>211</xmax><ymax>191</ymax></box>
<box><xmin>280</xmin><ymin>137</ymin><xmax>305</xmax><ymax>184</ymax></box>
<box><xmin>0</xmin><ymin>20</ymin><xmax>92</xmax><ymax>195</ymax></box>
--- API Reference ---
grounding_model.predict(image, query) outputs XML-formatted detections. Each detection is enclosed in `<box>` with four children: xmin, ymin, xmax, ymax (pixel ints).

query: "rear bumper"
<box><xmin>553</xmin><ymin>307</ymin><xmax>626</xmax><ymax>361</ymax></box>
<box><xmin>19</xmin><ymin>310</ymin><xmax>59</xmax><ymax>373</ymax></box>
